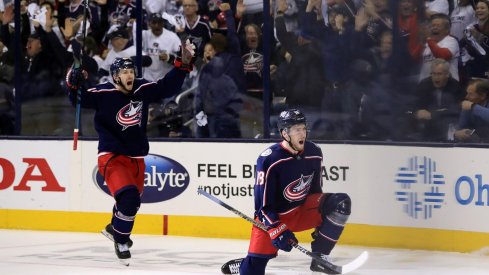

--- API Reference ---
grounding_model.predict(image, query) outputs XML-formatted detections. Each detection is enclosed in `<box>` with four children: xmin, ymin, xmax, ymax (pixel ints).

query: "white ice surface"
<box><xmin>0</xmin><ymin>229</ymin><xmax>488</xmax><ymax>275</ymax></box>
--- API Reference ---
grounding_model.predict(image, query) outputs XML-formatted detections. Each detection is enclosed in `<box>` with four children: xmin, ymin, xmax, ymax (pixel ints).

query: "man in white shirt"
<box><xmin>419</xmin><ymin>13</ymin><xmax>460</xmax><ymax>82</ymax></box>
<box><xmin>142</xmin><ymin>13</ymin><xmax>181</xmax><ymax>81</ymax></box>
<box><xmin>100</xmin><ymin>27</ymin><xmax>137</xmax><ymax>82</ymax></box>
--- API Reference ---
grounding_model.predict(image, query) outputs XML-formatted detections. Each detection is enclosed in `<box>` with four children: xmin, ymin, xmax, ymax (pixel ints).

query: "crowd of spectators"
<box><xmin>0</xmin><ymin>0</ymin><xmax>489</xmax><ymax>143</ymax></box>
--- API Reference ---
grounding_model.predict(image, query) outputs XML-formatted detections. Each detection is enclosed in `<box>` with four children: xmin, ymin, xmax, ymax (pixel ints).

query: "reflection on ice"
<box><xmin>0</xmin><ymin>229</ymin><xmax>488</xmax><ymax>275</ymax></box>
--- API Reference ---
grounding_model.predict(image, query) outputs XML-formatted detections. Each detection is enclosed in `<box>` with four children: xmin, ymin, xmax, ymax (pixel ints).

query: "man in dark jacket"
<box><xmin>411</xmin><ymin>58</ymin><xmax>464</xmax><ymax>141</ymax></box>
<box><xmin>195</xmin><ymin>55</ymin><xmax>242</xmax><ymax>138</ymax></box>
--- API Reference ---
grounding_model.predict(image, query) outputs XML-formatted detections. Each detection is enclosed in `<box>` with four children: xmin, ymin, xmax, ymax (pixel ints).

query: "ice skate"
<box><xmin>310</xmin><ymin>253</ymin><xmax>333</xmax><ymax>273</ymax></box>
<box><xmin>101</xmin><ymin>224</ymin><xmax>133</xmax><ymax>248</ymax></box>
<box><xmin>114</xmin><ymin>242</ymin><xmax>131</xmax><ymax>266</ymax></box>
<box><xmin>221</xmin><ymin>258</ymin><xmax>243</xmax><ymax>274</ymax></box>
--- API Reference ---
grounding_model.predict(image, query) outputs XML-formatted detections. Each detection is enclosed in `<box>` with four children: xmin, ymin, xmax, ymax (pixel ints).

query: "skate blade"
<box><xmin>101</xmin><ymin>229</ymin><xmax>114</xmax><ymax>242</ymax></box>
<box><xmin>119</xmin><ymin>258</ymin><xmax>130</xmax><ymax>266</ymax></box>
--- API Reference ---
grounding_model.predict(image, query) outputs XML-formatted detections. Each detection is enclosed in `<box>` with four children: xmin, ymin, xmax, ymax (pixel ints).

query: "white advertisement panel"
<box><xmin>0</xmin><ymin>140</ymin><xmax>71</xmax><ymax>210</ymax></box>
<box><xmin>1</xmin><ymin>140</ymin><xmax>489</xmax><ymax>233</ymax></box>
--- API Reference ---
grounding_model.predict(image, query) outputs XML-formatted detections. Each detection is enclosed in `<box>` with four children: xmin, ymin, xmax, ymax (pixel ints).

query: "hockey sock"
<box><xmin>112</xmin><ymin>188</ymin><xmax>140</xmax><ymax>244</ymax></box>
<box><xmin>312</xmin><ymin>193</ymin><xmax>351</xmax><ymax>255</ymax></box>
<box><xmin>239</xmin><ymin>256</ymin><xmax>269</xmax><ymax>275</ymax></box>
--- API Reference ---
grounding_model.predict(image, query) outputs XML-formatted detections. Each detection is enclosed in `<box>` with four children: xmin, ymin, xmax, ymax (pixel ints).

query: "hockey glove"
<box><xmin>195</xmin><ymin>111</ymin><xmax>208</xmax><ymax>127</ymax></box>
<box><xmin>174</xmin><ymin>39</ymin><xmax>196</xmax><ymax>72</ymax></box>
<box><xmin>66</xmin><ymin>66</ymin><xmax>87</xmax><ymax>90</ymax></box>
<box><xmin>268</xmin><ymin>223</ymin><xmax>297</xmax><ymax>252</ymax></box>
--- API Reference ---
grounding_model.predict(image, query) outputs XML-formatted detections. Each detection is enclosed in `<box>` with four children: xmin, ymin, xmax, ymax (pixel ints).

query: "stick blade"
<box><xmin>340</xmin><ymin>251</ymin><xmax>369</xmax><ymax>274</ymax></box>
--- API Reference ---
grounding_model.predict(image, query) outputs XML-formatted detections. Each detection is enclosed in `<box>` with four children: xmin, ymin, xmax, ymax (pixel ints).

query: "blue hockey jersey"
<box><xmin>70</xmin><ymin>68</ymin><xmax>186</xmax><ymax>156</ymax></box>
<box><xmin>254</xmin><ymin>141</ymin><xmax>323</xmax><ymax>227</ymax></box>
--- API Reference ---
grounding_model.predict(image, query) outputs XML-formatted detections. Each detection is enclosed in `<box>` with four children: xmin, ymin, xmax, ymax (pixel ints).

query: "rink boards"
<box><xmin>1</xmin><ymin>139</ymin><xmax>489</xmax><ymax>253</ymax></box>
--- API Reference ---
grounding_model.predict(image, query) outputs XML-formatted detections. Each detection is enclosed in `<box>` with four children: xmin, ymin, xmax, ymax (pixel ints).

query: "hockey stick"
<box><xmin>197</xmin><ymin>188</ymin><xmax>368</xmax><ymax>274</ymax></box>
<box><xmin>72</xmin><ymin>0</ymin><xmax>89</xmax><ymax>151</ymax></box>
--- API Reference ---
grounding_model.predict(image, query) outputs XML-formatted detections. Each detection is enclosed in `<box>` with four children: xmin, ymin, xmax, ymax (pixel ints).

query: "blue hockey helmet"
<box><xmin>110</xmin><ymin>57</ymin><xmax>135</xmax><ymax>80</ymax></box>
<box><xmin>277</xmin><ymin>109</ymin><xmax>307</xmax><ymax>132</ymax></box>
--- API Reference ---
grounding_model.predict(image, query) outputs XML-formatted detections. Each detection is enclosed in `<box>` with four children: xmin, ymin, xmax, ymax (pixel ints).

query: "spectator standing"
<box><xmin>274</xmin><ymin>0</ymin><xmax>325</xmax><ymax>109</ymax></box>
<box><xmin>397</xmin><ymin>0</ymin><xmax>425</xmax><ymax>78</ymax></box>
<box><xmin>1</xmin><ymin>4</ymin><xmax>69</xmax><ymax>135</ymax></box>
<box><xmin>304</xmin><ymin>0</ymin><xmax>357</xmax><ymax>139</ymax></box>
<box><xmin>194</xmin><ymin>55</ymin><xmax>242</xmax><ymax>138</ymax></box>
<box><xmin>241</xmin><ymin>23</ymin><xmax>265</xmax><ymax>97</ymax></box>
<box><xmin>206</xmin><ymin>4</ymin><xmax>246</xmax><ymax>93</ymax></box>
<box><xmin>107</xmin><ymin>0</ymin><xmax>137</xmax><ymax>24</ymax></box>
<box><xmin>449</xmin><ymin>0</ymin><xmax>476</xmax><ymax>41</ymax></box>
<box><xmin>142</xmin><ymin>13</ymin><xmax>181</xmax><ymax>81</ymax></box>
<box><xmin>99</xmin><ymin>27</ymin><xmax>151</xmax><ymax>83</ymax></box>
<box><xmin>418</xmin><ymin>13</ymin><xmax>460</xmax><ymax>82</ymax></box>
<box><xmin>460</xmin><ymin>0</ymin><xmax>489</xmax><ymax>79</ymax></box>
<box><xmin>450</xmin><ymin>0</ymin><xmax>476</xmax><ymax>85</ymax></box>
<box><xmin>174</xmin><ymin>0</ymin><xmax>212</xmax><ymax>60</ymax></box>
<box><xmin>39</xmin><ymin>1</ymin><xmax>65</xmax><ymax>47</ymax></box>
<box><xmin>194</xmin><ymin>3</ymin><xmax>244</xmax><ymax>138</ymax></box>
<box><xmin>353</xmin><ymin>0</ymin><xmax>392</xmax><ymax>51</ymax></box>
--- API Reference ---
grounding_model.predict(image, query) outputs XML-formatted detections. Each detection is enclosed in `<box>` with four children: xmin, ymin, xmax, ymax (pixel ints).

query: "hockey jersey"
<box><xmin>70</xmin><ymin>68</ymin><xmax>186</xmax><ymax>157</ymax></box>
<box><xmin>254</xmin><ymin>141</ymin><xmax>323</xmax><ymax>227</ymax></box>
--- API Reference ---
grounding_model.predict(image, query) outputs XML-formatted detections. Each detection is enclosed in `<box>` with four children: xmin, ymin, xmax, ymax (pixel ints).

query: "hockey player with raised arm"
<box><xmin>222</xmin><ymin>109</ymin><xmax>352</xmax><ymax>274</ymax></box>
<box><xmin>65</xmin><ymin>42</ymin><xmax>195</xmax><ymax>266</ymax></box>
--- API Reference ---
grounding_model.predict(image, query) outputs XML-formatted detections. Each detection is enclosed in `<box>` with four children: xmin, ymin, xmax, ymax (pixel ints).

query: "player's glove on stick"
<box><xmin>268</xmin><ymin>222</ymin><xmax>297</xmax><ymax>252</ymax></box>
<box><xmin>66</xmin><ymin>66</ymin><xmax>87</xmax><ymax>90</ymax></box>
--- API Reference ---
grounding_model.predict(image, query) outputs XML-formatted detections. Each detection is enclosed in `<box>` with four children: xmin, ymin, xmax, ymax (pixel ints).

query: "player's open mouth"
<box><xmin>127</xmin><ymin>80</ymin><xmax>133</xmax><ymax>86</ymax></box>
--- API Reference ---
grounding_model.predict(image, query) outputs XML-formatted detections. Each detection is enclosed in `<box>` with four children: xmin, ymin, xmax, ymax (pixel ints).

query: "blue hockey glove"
<box><xmin>268</xmin><ymin>223</ymin><xmax>297</xmax><ymax>252</ymax></box>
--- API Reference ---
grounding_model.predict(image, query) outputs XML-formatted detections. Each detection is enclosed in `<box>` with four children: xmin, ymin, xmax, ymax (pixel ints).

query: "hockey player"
<box><xmin>65</xmin><ymin>43</ymin><xmax>194</xmax><ymax>266</ymax></box>
<box><xmin>222</xmin><ymin>109</ymin><xmax>352</xmax><ymax>274</ymax></box>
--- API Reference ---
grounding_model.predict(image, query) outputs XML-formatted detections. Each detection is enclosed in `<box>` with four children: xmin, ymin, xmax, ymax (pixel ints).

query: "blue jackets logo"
<box><xmin>394</xmin><ymin>156</ymin><xmax>446</xmax><ymax>219</ymax></box>
<box><xmin>93</xmin><ymin>154</ymin><xmax>190</xmax><ymax>203</ymax></box>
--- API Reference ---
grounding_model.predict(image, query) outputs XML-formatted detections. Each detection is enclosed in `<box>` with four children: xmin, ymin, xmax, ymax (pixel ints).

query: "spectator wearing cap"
<box><xmin>140</xmin><ymin>12</ymin><xmax>183</xmax><ymax>137</ymax></box>
<box><xmin>99</xmin><ymin>27</ymin><xmax>136</xmax><ymax>82</ymax></box>
<box><xmin>142</xmin><ymin>13</ymin><xmax>181</xmax><ymax>81</ymax></box>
